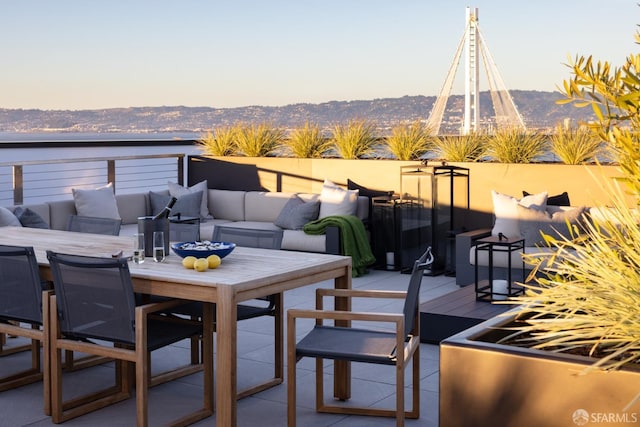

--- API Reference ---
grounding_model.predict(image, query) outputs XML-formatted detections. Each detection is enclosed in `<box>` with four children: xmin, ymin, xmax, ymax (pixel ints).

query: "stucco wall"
<box><xmin>190</xmin><ymin>156</ymin><xmax>630</xmax><ymax>230</ymax></box>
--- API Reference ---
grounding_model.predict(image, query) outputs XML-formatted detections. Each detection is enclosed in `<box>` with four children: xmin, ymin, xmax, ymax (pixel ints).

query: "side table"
<box><xmin>474</xmin><ymin>235</ymin><xmax>525</xmax><ymax>301</ymax></box>
<box><xmin>169</xmin><ymin>215</ymin><xmax>200</xmax><ymax>242</ymax></box>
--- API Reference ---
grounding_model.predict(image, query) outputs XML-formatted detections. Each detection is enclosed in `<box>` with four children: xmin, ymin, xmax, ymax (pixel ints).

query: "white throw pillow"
<box><xmin>318</xmin><ymin>179</ymin><xmax>359</xmax><ymax>219</ymax></box>
<box><xmin>168</xmin><ymin>180</ymin><xmax>211</xmax><ymax>219</ymax></box>
<box><xmin>0</xmin><ymin>206</ymin><xmax>21</xmax><ymax>227</ymax></box>
<box><xmin>72</xmin><ymin>183</ymin><xmax>121</xmax><ymax>220</ymax></box>
<box><xmin>491</xmin><ymin>190</ymin><xmax>547</xmax><ymax>237</ymax></box>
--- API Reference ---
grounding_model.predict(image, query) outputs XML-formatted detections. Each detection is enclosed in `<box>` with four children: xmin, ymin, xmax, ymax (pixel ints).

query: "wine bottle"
<box><xmin>152</xmin><ymin>196</ymin><xmax>177</xmax><ymax>220</ymax></box>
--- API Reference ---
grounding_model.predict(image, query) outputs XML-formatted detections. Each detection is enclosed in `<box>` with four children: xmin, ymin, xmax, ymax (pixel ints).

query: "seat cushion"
<box><xmin>296</xmin><ymin>325</ymin><xmax>397</xmax><ymax>365</ymax></box>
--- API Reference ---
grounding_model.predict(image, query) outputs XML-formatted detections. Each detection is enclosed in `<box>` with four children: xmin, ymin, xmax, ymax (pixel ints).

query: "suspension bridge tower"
<box><xmin>427</xmin><ymin>7</ymin><xmax>525</xmax><ymax>135</ymax></box>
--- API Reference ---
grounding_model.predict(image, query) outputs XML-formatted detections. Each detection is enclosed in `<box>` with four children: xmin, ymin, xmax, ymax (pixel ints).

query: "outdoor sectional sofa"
<box><xmin>1</xmin><ymin>188</ymin><xmax>369</xmax><ymax>254</ymax></box>
<box><xmin>455</xmin><ymin>190</ymin><xmax>619</xmax><ymax>286</ymax></box>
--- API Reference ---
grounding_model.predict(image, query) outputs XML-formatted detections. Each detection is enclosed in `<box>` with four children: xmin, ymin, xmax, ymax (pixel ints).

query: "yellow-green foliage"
<box><xmin>234</xmin><ymin>122</ymin><xmax>285</xmax><ymax>157</ymax></box>
<box><xmin>197</xmin><ymin>127</ymin><xmax>237</xmax><ymax>156</ymax></box>
<box><xmin>384</xmin><ymin>120</ymin><xmax>432</xmax><ymax>160</ymax></box>
<box><xmin>432</xmin><ymin>133</ymin><xmax>486</xmax><ymax>162</ymax></box>
<box><xmin>506</xmin><ymin>184</ymin><xmax>640</xmax><ymax>371</ymax></box>
<box><xmin>485</xmin><ymin>127</ymin><xmax>547</xmax><ymax>163</ymax></box>
<box><xmin>331</xmin><ymin>119</ymin><xmax>377</xmax><ymax>159</ymax></box>
<box><xmin>285</xmin><ymin>122</ymin><xmax>332</xmax><ymax>158</ymax></box>
<box><xmin>504</xmin><ymin>32</ymin><xmax>640</xmax><ymax>371</ymax></box>
<box><xmin>550</xmin><ymin>121</ymin><xmax>604</xmax><ymax>164</ymax></box>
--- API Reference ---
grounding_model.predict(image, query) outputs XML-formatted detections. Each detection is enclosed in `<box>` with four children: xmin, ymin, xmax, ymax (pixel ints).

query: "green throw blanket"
<box><xmin>303</xmin><ymin>215</ymin><xmax>375</xmax><ymax>277</ymax></box>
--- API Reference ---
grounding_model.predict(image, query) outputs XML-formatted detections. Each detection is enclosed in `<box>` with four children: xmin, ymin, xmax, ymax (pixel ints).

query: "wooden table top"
<box><xmin>0</xmin><ymin>226</ymin><xmax>352</xmax><ymax>302</ymax></box>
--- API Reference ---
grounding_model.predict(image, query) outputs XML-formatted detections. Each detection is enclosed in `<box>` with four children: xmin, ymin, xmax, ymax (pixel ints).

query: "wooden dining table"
<box><xmin>0</xmin><ymin>226</ymin><xmax>353</xmax><ymax>426</ymax></box>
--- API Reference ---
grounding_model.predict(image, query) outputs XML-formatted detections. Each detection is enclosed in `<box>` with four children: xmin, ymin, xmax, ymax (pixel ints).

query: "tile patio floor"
<box><xmin>0</xmin><ymin>268</ymin><xmax>459</xmax><ymax>427</ymax></box>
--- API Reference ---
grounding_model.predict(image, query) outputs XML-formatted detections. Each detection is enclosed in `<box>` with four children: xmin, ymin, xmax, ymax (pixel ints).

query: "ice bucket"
<box><xmin>137</xmin><ymin>216</ymin><xmax>170</xmax><ymax>257</ymax></box>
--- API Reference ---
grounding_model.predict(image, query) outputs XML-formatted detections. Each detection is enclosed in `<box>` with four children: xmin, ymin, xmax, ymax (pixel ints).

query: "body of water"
<box><xmin>0</xmin><ymin>132</ymin><xmax>202</xmax><ymax>163</ymax></box>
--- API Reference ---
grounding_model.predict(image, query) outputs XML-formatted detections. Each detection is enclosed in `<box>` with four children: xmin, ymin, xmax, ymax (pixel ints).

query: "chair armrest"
<box><xmin>455</xmin><ymin>228</ymin><xmax>492</xmax><ymax>286</ymax></box>
<box><xmin>316</xmin><ymin>288</ymin><xmax>406</xmax><ymax>299</ymax></box>
<box><xmin>315</xmin><ymin>288</ymin><xmax>406</xmax><ymax>310</ymax></box>
<box><xmin>325</xmin><ymin>225</ymin><xmax>340</xmax><ymax>255</ymax></box>
<box><xmin>288</xmin><ymin>308</ymin><xmax>403</xmax><ymax>325</ymax></box>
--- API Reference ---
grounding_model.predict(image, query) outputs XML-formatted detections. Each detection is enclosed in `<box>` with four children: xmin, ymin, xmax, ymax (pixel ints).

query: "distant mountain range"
<box><xmin>0</xmin><ymin>90</ymin><xmax>595</xmax><ymax>136</ymax></box>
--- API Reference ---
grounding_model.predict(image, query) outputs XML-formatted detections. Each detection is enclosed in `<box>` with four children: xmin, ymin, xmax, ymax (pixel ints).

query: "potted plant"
<box><xmin>440</xmin><ymin>31</ymin><xmax>640</xmax><ymax>427</ymax></box>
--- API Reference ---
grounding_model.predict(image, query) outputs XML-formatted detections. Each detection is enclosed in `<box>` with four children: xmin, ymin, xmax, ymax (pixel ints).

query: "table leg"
<box><xmin>202</xmin><ymin>302</ymin><xmax>214</xmax><ymax>415</ymax></box>
<box><xmin>216</xmin><ymin>286</ymin><xmax>238</xmax><ymax>426</ymax></box>
<box><xmin>333</xmin><ymin>266</ymin><xmax>352</xmax><ymax>401</ymax></box>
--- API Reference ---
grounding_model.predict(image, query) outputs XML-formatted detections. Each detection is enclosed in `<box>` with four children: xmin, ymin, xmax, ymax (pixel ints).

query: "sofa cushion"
<box><xmin>0</xmin><ymin>206</ymin><xmax>21</xmax><ymax>227</ymax></box>
<box><xmin>115</xmin><ymin>192</ymin><xmax>150</xmax><ymax>224</ymax></box>
<box><xmin>47</xmin><ymin>200</ymin><xmax>78</xmax><ymax>231</ymax></box>
<box><xmin>491</xmin><ymin>190</ymin><xmax>547</xmax><ymax>237</ymax></box>
<box><xmin>274</xmin><ymin>195</ymin><xmax>320</xmax><ymax>230</ymax></box>
<box><xmin>282</xmin><ymin>229</ymin><xmax>326</xmax><ymax>253</ymax></box>
<box><xmin>319</xmin><ymin>179</ymin><xmax>359</xmax><ymax>219</ymax></box>
<box><xmin>150</xmin><ymin>191</ymin><xmax>203</xmax><ymax>219</ymax></box>
<box><xmin>72</xmin><ymin>183</ymin><xmax>121</xmax><ymax>220</ymax></box>
<box><xmin>208</xmin><ymin>190</ymin><xmax>246</xmax><ymax>221</ymax></box>
<box><xmin>517</xmin><ymin>204</ymin><xmax>588</xmax><ymax>246</ymax></box>
<box><xmin>169</xmin><ymin>180</ymin><xmax>211</xmax><ymax>219</ymax></box>
<box><xmin>245</xmin><ymin>192</ymin><xmax>296</xmax><ymax>222</ymax></box>
<box><xmin>523</xmin><ymin>190</ymin><xmax>570</xmax><ymax>206</ymax></box>
<box><xmin>13</xmin><ymin>206</ymin><xmax>49</xmax><ymax>229</ymax></box>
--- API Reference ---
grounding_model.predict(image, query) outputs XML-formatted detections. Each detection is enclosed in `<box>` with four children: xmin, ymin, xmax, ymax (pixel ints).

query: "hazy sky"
<box><xmin>2</xmin><ymin>0</ymin><xmax>638</xmax><ymax>110</ymax></box>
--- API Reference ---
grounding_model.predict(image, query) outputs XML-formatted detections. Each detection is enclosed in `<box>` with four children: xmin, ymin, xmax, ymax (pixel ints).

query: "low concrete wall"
<box><xmin>190</xmin><ymin>156</ymin><xmax>629</xmax><ymax>230</ymax></box>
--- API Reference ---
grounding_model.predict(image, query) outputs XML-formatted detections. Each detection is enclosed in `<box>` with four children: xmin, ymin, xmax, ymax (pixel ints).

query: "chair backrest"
<box><xmin>46</xmin><ymin>251</ymin><xmax>137</xmax><ymax>345</ymax></box>
<box><xmin>212</xmin><ymin>226</ymin><xmax>283</xmax><ymax>250</ymax></box>
<box><xmin>402</xmin><ymin>247</ymin><xmax>433</xmax><ymax>338</ymax></box>
<box><xmin>0</xmin><ymin>245</ymin><xmax>44</xmax><ymax>324</ymax></box>
<box><xmin>66</xmin><ymin>215</ymin><xmax>122</xmax><ymax>236</ymax></box>
<box><xmin>170</xmin><ymin>222</ymin><xmax>200</xmax><ymax>242</ymax></box>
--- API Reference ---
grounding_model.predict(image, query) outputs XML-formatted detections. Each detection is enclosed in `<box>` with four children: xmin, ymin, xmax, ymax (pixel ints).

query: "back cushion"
<box><xmin>47</xmin><ymin>200</ymin><xmax>77</xmax><ymax>230</ymax></box>
<box><xmin>116</xmin><ymin>193</ymin><xmax>150</xmax><ymax>224</ymax></box>
<box><xmin>245</xmin><ymin>192</ymin><xmax>297</xmax><ymax>222</ymax></box>
<box><xmin>208</xmin><ymin>190</ymin><xmax>246</xmax><ymax>221</ymax></box>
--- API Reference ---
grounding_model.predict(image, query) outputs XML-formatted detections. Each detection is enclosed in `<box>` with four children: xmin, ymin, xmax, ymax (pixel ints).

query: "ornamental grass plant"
<box><xmin>234</xmin><ymin>122</ymin><xmax>285</xmax><ymax>157</ymax></box>
<box><xmin>502</xmin><ymin>31</ymin><xmax>640</xmax><ymax>372</ymax></box>
<box><xmin>485</xmin><ymin>127</ymin><xmax>547</xmax><ymax>163</ymax></box>
<box><xmin>432</xmin><ymin>133</ymin><xmax>487</xmax><ymax>162</ymax></box>
<box><xmin>331</xmin><ymin>119</ymin><xmax>377</xmax><ymax>159</ymax></box>
<box><xmin>549</xmin><ymin>121</ymin><xmax>605</xmax><ymax>164</ymax></box>
<box><xmin>384</xmin><ymin>120</ymin><xmax>432</xmax><ymax>160</ymax></box>
<box><xmin>285</xmin><ymin>122</ymin><xmax>332</xmax><ymax>158</ymax></box>
<box><xmin>198</xmin><ymin>127</ymin><xmax>237</xmax><ymax>156</ymax></box>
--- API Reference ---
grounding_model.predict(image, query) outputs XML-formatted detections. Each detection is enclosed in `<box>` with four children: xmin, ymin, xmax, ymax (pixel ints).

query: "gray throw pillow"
<box><xmin>0</xmin><ymin>206</ymin><xmax>22</xmax><ymax>227</ymax></box>
<box><xmin>13</xmin><ymin>206</ymin><xmax>49</xmax><ymax>229</ymax></box>
<box><xmin>517</xmin><ymin>204</ymin><xmax>587</xmax><ymax>246</ymax></box>
<box><xmin>275</xmin><ymin>195</ymin><xmax>320</xmax><ymax>230</ymax></box>
<box><xmin>72</xmin><ymin>183</ymin><xmax>121</xmax><ymax>220</ymax></box>
<box><xmin>149</xmin><ymin>191</ymin><xmax>203</xmax><ymax>219</ymax></box>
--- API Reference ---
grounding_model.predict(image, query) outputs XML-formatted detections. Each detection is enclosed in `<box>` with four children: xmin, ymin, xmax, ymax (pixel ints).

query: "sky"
<box><xmin>2</xmin><ymin>0</ymin><xmax>638</xmax><ymax>111</ymax></box>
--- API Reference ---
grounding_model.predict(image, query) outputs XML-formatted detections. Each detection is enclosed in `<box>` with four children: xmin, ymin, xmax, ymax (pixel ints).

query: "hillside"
<box><xmin>0</xmin><ymin>90</ymin><xmax>594</xmax><ymax>135</ymax></box>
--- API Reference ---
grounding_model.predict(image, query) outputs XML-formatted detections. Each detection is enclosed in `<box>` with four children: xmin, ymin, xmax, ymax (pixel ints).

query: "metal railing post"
<box><xmin>13</xmin><ymin>165</ymin><xmax>23</xmax><ymax>205</ymax></box>
<box><xmin>107</xmin><ymin>160</ymin><xmax>116</xmax><ymax>190</ymax></box>
<box><xmin>177</xmin><ymin>155</ymin><xmax>184</xmax><ymax>186</ymax></box>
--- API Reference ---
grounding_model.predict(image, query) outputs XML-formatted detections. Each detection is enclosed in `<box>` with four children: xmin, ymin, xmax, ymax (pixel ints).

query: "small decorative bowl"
<box><xmin>171</xmin><ymin>241</ymin><xmax>236</xmax><ymax>259</ymax></box>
